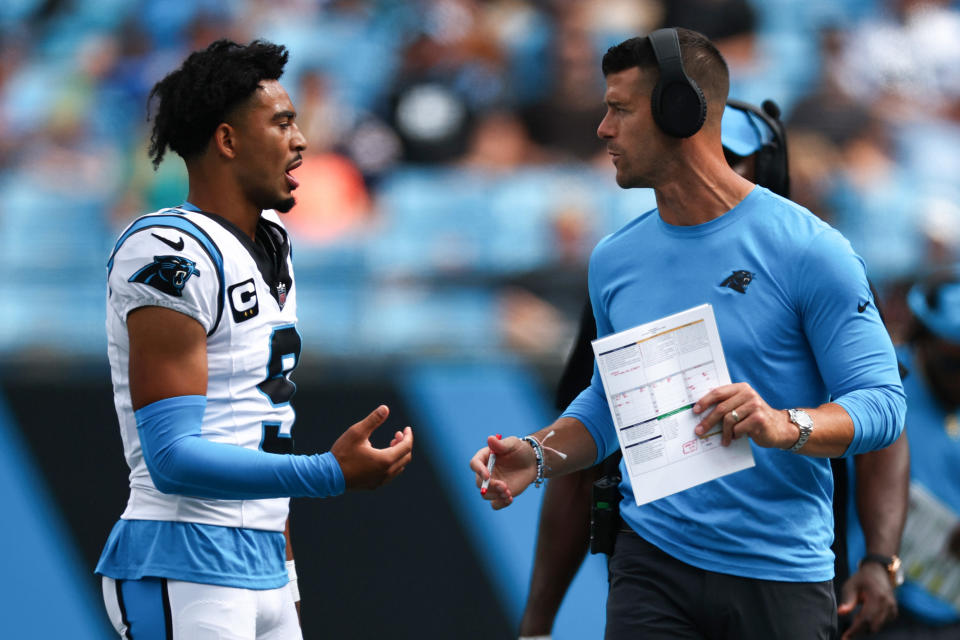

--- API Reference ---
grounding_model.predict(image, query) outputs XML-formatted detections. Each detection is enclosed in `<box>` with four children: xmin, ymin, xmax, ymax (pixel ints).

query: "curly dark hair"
<box><xmin>147</xmin><ymin>39</ymin><xmax>289</xmax><ymax>169</ymax></box>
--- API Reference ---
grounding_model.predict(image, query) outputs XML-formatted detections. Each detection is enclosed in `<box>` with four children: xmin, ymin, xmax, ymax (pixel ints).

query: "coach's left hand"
<box><xmin>692</xmin><ymin>383</ymin><xmax>795</xmax><ymax>448</ymax></box>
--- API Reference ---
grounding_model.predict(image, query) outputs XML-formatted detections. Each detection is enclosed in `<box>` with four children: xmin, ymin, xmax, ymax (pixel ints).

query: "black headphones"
<box><xmin>648</xmin><ymin>28</ymin><xmax>707</xmax><ymax>138</ymax></box>
<box><xmin>724</xmin><ymin>98</ymin><xmax>790</xmax><ymax>198</ymax></box>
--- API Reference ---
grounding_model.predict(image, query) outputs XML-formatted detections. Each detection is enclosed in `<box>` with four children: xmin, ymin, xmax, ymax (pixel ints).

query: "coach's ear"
<box><xmin>213</xmin><ymin>122</ymin><xmax>238</xmax><ymax>160</ymax></box>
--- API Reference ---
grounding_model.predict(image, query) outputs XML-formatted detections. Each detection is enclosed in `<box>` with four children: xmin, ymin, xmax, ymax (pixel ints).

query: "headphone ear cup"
<box><xmin>753</xmin><ymin>143</ymin><xmax>790</xmax><ymax>198</ymax></box>
<box><xmin>650</xmin><ymin>80</ymin><xmax>668</xmax><ymax>134</ymax></box>
<box><xmin>753</xmin><ymin>146</ymin><xmax>773</xmax><ymax>193</ymax></box>
<box><xmin>651</xmin><ymin>77</ymin><xmax>707</xmax><ymax>138</ymax></box>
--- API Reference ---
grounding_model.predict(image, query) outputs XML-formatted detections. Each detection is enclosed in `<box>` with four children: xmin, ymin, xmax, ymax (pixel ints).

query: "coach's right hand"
<box><xmin>470</xmin><ymin>435</ymin><xmax>538</xmax><ymax>510</ymax></box>
<box><xmin>331</xmin><ymin>405</ymin><xmax>413</xmax><ymax>490</ymax></box>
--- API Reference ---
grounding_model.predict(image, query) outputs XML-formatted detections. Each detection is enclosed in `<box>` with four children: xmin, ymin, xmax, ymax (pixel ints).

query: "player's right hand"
<box><xmin>469</xmin><ymin>435</ymin><xmax>537</xmax><ymax>510</ymax></box>
<box><xmin>331</xmin><ymin>405</ymin><xmax>413</xmax><ymax>490</ymax></box>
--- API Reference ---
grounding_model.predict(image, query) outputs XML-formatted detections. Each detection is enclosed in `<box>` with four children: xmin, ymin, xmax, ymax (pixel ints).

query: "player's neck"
<box><xmin>186</xmin><ymin>173</ymin><xmax>260</xmax><ymax>240</ymax></box>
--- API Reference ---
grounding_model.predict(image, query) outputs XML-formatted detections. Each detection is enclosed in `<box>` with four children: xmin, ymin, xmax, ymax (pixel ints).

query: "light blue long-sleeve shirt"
<box><xmin>563</xmin><ymin>186</ymin><xmax>906</xmax><ymax>582</ymax></box>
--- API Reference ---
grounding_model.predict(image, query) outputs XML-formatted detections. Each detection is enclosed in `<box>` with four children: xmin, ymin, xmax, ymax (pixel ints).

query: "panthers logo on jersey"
<box><xmin>720</xmin><ymin>270</ymin><xmax>754</xmax><ymax>294</ymax></box>
<box><xmin>129</xmin><ymin>255</ymin><xmax>201</xmax><ymax>297</ymax></box>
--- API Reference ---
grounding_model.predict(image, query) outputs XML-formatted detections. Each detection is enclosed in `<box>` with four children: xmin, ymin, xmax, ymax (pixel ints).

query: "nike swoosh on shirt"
<box><xmin>152</xmin><ymin>232</ymin><xmax>184</xmax><ymax>251</ymax></box>
<box><xmin>858</xmin><ymin>300</ymin><xmax>871</xmax><ymax>313</ymax></box>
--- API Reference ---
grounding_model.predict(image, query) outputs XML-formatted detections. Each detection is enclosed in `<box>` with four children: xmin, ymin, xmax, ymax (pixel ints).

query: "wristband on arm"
<box><xmin>135</xmin><ymin>395</ymin><xmax>345</xmax><ymax>499</ymax></box>
<box><xmin>286</xmin><ymin>560</ymin><xmax>299</xmax><ymax>602</ymax></box>
<box><xmin>521</xmin><ymin>435</ymin><xmax>545</xmax><ymax>488</ymax></box>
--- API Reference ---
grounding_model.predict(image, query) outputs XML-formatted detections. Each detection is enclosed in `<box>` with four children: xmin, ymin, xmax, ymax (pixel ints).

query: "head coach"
<box><xmin>472</xmin><ymin>27</ymin><xmax>905</xmax><ymax>640</ymax></box>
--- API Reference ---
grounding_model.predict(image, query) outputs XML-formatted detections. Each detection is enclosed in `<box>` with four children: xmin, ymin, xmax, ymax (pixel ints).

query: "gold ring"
<box><xmin>731</xmin><ymin>410</ymin><xmax>740</xmax><ymax>423</ymax></box>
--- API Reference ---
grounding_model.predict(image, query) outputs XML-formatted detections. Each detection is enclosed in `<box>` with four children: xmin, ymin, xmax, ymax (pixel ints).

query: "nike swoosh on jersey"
<box><xmin>152</xmin><ymin>232</ymin><xmax>185</xmax><ymax>251</ymax></box>
<box><xmin>858</xmin><ymin>300</ymin><xmax>871</xmax><ymax>313</ymax></box>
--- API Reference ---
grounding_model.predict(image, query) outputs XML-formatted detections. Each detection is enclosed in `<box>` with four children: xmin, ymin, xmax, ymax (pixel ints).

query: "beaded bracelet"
<box><xmin>521</xmin><ymin>435</ymin><xmax>545</xmax><ymax>488</ymax></box>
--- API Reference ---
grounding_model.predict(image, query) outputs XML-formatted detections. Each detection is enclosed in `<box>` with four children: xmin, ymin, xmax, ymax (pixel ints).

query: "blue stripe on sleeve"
<box><xmin>135</xmin><ymin>395</ymin><xmax>345</xmax><ymax>499</ymax></box>
<box><xmin>108</xmin><ymin>213</ymin><xmax>226</xmax><ymax>335</ymax></box>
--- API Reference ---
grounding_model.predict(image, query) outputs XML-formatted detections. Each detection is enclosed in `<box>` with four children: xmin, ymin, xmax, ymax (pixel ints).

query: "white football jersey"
<box><xmin>106</xmin><ymin>205</ymin><xmax>300</xmax><ymax>533</ymax></box>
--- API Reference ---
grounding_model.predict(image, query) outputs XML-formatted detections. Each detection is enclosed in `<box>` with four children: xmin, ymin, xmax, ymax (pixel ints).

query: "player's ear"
<box><xmin>213</xmin><ymin>122</ymin><xmax>238</xmax><ymax>160</ymax></box>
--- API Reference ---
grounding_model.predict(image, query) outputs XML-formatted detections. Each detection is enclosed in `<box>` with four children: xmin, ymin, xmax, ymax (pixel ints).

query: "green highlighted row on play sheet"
<box><xmin>657</xmin><ymin>403</ymin><xmax>694</xmax><ymax>420</ymax></box>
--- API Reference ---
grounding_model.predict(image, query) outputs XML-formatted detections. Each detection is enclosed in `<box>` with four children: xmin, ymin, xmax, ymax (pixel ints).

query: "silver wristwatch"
<box><xmin>786</xmin><ymin>408</ymin><xmax>814</xmax><ymax>452</ymax></box>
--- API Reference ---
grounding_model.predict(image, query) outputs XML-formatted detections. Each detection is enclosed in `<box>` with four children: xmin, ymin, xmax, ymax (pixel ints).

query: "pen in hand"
<box><xmin>480</xmin><ymin>434</ymin><xmax>502</xmax><ymax>495</ymax></box>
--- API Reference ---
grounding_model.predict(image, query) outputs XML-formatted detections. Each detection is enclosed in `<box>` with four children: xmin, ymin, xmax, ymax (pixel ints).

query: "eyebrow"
<box><xmin>273</xmin><ymin>110</ymin><xmax>296</xmax><ymax>121</ymax></box>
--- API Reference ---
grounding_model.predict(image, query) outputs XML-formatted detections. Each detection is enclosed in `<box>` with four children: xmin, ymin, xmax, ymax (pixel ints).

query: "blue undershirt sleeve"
<box><xmin>795</xmin><ymin>229</ymin><xmax>906</xmax><ymax>455</ymax></box>
<box><xmin>135</xmin><ymin>395</ymin><xmax>345</xmax><ymax>499</ymax></box>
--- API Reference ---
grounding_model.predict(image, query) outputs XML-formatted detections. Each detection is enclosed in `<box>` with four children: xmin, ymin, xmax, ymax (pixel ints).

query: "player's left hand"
<box><xmin>692</xmin><ymin>383</ymin><xmax>794</xmax><ymax>449</ymax></box>
<box><xmin>332</xmin><ymin>405</ymin><xmax>414</xmax><ymax>490</ymax></box>
<box><xmin>836</xmin><ymin>563</ymin><xmax>898</xmax><ymax>638</ymax></box>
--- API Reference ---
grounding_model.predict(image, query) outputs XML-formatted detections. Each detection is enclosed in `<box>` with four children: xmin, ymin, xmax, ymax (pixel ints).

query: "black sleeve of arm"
<box><xmin>555</xmin><ymin>297</ymin><xmax>598</xmax><ymax>411</ymax></box>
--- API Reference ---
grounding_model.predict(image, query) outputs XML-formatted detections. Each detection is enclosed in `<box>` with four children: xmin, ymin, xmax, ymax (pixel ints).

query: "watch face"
<box><xmin>787</xmin><ymin>409</ymin><xmax>814</xmax><ymax>452</ymax></box>
<box><xmin>791</xmin><ymin>409</ymin><xmax>813</xmax><ymax>429</ymax></box>
<box><xmin>861</xmin><ymin>554</ymin><xmax>904</xmax><ymax>587</ymax></box>
<box><xmin>891</xmin><ymin>556</ymin><xmax>905</xmax><ymax>587</ymax></box>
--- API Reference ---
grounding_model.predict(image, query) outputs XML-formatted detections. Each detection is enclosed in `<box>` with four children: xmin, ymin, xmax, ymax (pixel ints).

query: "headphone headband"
<box><xmin>649</xmin><ymin>28</ymin><xmax>684</xmax><ymax>71</ymax></box>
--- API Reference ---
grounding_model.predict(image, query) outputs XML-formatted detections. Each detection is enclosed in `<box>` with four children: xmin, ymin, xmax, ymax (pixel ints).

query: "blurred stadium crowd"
<box><xmin>1</xmin><ymin>0</ymin><xmax>958</xmax><ymax>361</ymax></box>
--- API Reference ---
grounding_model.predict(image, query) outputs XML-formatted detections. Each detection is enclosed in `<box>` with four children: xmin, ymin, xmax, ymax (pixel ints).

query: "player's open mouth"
<box><xmin>285</xmin><ymin>159</ymin><xmax>302</xmax><ymax>190</ymax></box>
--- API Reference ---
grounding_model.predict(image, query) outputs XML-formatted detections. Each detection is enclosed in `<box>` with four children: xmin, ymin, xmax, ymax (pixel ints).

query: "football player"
<box><xmin>96</xmin><ymin>39</ymin><xmax>413</xmax><ymax>639</ymax></box>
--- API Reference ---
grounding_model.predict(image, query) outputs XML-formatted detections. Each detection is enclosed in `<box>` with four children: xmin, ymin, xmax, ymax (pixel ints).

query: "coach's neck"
<box><xmin>654</xmin><ymin>134</ymin><xmax>755</xmax><ymax>227</ymax></box>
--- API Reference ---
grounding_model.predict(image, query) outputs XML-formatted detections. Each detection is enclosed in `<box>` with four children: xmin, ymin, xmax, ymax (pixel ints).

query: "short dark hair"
<box><xmin>601</xmin><ymin>28</ymin><xmax>729</xmax><ymax>107</ymax></box>
<box><xmin>147</xmin><ymin>39</ymin><xmax>289</xmax><ymax>169</ymax></box>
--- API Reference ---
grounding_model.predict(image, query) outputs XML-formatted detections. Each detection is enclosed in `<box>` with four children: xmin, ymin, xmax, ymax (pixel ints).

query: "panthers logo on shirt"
<box><xmin>129</xmin><ymin>254</ymin><xmax>201</xmax><ymax>297</ymax></box>
<box><xmin>720</xmin><ymin>269</ymin><xmax>755</xmax><ymax>294</ymax></box>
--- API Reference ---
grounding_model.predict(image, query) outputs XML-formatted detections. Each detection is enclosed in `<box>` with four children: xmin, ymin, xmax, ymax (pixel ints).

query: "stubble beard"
<box><xmin>615</xmin><ymin>170</ymin><xmax>642</xmax><ymax>189</ymax></box>
<box><xmin>615</xmin><ymin>163</ymin><xmax>652</xmax><ymax>190</ymax></box>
